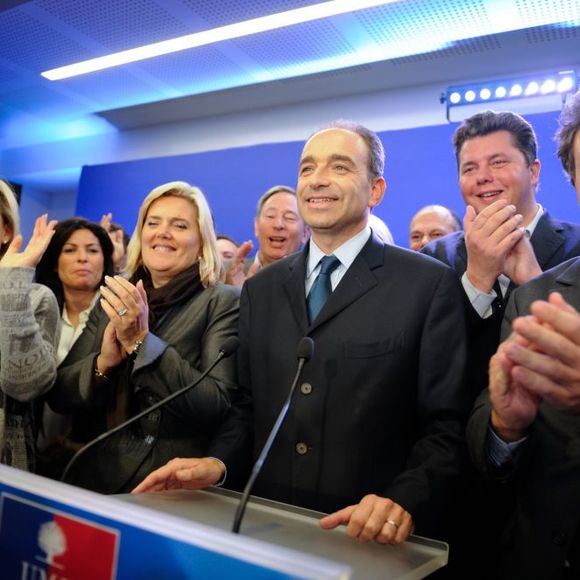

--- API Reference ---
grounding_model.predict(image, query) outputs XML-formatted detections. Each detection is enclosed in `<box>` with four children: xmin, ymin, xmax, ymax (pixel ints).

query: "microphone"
<box><xmin>61</xmin><ymin>336</ymin><xmax>240</xmax><ymax>485</ymax></box>
<box><xmin>232</xmin><ymin>336</ymin><xmax>314</xmax><ymax>534</ymax></box>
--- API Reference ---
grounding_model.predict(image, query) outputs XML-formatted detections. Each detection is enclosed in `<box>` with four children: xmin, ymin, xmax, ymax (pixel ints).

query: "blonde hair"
<box><xmin>125</xmin><ymin>181</ymin><xmax>221</xmax><ymax>287</ymax></box>
<box><xmin>0</xmin><ymin>180</ymin><xmax>20</xmax><ymax>256</ymax></box>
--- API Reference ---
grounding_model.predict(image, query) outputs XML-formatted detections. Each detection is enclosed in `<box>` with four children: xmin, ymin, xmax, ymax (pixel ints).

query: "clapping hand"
<box><xmin>0</xmin><ymin>214</ymin><xmax>57</xmax><ymax>269</ymax></box>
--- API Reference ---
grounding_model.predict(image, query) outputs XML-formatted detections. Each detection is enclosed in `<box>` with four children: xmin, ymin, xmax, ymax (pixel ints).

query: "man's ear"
<box><xmin>369</xmin><ymin>177</ymin><xmax>386</xmax><ymax>209</ymax></box>
<box><xmin>530</xmin><ymin>159</ymin><xmax>541</xmax><ymax>189</ymax></box>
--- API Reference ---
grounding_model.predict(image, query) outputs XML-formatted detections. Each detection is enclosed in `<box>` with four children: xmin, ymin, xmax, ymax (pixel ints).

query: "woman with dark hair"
<box><xmin>35</xmin><ymin>218</ymin><xmax>114</xmax><ymax>475</ymax></box>
<box><xmin>0</xmin><ymin>179</ymin><xmax>58</xmax><ymax>471</ymax></box>
<box><xmin>36</xmin><ymin>218</ymin><xmax>114</xmax><ymax>340</ymax></box>
<box><xmin>48</xmin><ymin>182</ymin><xmax>239</xmax><ymax>493</ymax></box>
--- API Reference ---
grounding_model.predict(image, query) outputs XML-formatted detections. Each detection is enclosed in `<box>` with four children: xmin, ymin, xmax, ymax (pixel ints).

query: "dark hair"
<box><xmin>556</xmin><ymin>90</ymin><xmax>580</xmax><ymax>186</ymax></box>
<box><xmin>36</xmin><ymin>218</ymin><xmax>114</xmax><ymax>312</ymax></box>
<box><xmin>453</xmin><ymin>110</ymin><xmax>538</xmax><ymax>167</ymax></box>
<box><xmin>109</xmin><ymin>222</ymin><xmax>130</xmax><ymax>249</ymax></box>
<box><xmin>216</xmin><ymin>234</ymin><xmax>240</xmax><ymax>247</ymax></box>
<box><xmin>315</xmin><ymin>120</ymin><xmax>385</xmax><ymax>181</ymax></box>
<box><xmin>255</xmin><ymin>185</ymin><xmax>296</xmax><ymax>217</ymax></box>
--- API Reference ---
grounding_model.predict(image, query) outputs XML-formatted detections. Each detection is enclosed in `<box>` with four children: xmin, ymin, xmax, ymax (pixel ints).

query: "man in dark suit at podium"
<box><xmin>467</xmin><ymin>90</ymin><xmax>580</xmax><ymax>579</ymax></box>
<box><xmin>134</xmin><ymin>121</ymin><xmax>469</xmax><ymax>546</ymax></box>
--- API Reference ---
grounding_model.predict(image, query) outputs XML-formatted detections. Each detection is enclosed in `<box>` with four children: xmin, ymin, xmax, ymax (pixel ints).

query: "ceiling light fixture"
<box><xmin>41</xmin><ymin>0</ymin><xmax>398</xmax><ymax>81</ymax></box>
<box><xmin>441</xmin><ymin>70</ymin><xmax>578</xmax><ymax>121</ymax></box>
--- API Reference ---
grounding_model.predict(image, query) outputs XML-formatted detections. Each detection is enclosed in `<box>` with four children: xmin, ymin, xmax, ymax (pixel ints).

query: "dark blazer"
<box><xmin>422</xmin><ymin>211</ymin><xmax>580</xmax><ymax>400</ymax></box>
<box><xmin>467</xmin><ymin>257</ymin><xmax>580</xmax><ymax>579</ymax></box>
<box><xmin>212</xmin><ymin>233</ymin><xmax>469</xmax><ymax>536</ymax></box>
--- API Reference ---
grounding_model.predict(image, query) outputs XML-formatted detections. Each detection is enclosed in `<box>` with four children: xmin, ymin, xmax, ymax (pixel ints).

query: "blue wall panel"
<box><xmin>77</xmin><ymin>111</ymin><xmax>579</xmax><ymax>249</ymax></box>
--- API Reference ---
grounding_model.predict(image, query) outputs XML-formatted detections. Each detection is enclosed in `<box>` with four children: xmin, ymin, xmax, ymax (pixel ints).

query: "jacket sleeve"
<box><xmin>383</xmin><ymin>267</ymin><xmax>470</xmax><ymax>531</ymax></box>
<box><xmin>130</xmin><ymin>284</ymin><xmax>240</xmax><ymax>429</ymax></box>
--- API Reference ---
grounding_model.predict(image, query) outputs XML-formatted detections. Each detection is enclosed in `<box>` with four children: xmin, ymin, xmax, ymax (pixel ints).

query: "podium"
<box><xmin>0</xmin><ymin>465</ymin><xmax>447</xmax><ymax>579</ymax></box>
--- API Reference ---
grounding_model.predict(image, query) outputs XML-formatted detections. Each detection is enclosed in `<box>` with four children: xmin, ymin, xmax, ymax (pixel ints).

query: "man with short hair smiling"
<box><xmin>421</xmin><ymin>109</ymin><xmax>580</xmax><ymax>578</ymax></box>
<box><xmin>134</xmin><ymin>120</ymin><xmax>468</xmax><ymax>548</ymax></box>
<box><xmin>409</xmin><ymin>204</ymin><xmax>461</xmax><ymax>251</ymax></box>
<box><xmin>422</xmin><ymin>110</ymin><xmax>580</xmax><ymax>398</ymax></box>
<box><xmin>225</xmin><ymin>185</ymin><xmax>308</xmax><ymax>287</ymax></box>
<box><xmin>253</xmin><ymin>185</ymin><xmax>308</xmax><ymax>267</ymax></box>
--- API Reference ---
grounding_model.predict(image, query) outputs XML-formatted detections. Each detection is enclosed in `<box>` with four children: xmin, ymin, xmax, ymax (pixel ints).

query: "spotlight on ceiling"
<box><xmin>440</xmin><ymin>71</ymin><xmax>578</xmax><ymax>122</ymax></box>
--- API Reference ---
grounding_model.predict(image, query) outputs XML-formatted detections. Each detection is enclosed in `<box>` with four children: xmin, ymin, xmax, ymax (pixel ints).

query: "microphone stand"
<box><xmin>232</xmin><ymin>337</ymin><xmax>313</xmax><ymax>534</ymax></box>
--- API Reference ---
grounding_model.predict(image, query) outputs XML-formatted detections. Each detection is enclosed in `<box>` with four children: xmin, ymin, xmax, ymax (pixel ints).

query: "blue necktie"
<box><xmin>307</xmin><ymin>255</ymin><xmax>341</xmax><ymax>322</ymax></box>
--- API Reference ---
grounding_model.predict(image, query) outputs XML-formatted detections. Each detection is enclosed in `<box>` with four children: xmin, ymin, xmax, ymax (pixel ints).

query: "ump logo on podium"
<box><xmin>0</xmin><ymin>493</ymin><xmax>119</xmax><ymax>579</ymax></box>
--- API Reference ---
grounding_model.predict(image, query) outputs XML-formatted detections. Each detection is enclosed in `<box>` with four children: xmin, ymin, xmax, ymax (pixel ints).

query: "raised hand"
<box><xmin>503</xmin><ymin>234</ymin><xmax>541</xmax><ymax>287</ymax></box>
<box><xmin>0</xmin><ymin>214</ymin><xmax>57</xmax><ymax>269</ymax></box>
<box><xmin>505</xmin><ymin>292</ymin><xmax>580</xmax><ymax>414</ymax></box>
<box><xmin>96</xmin><ymin>321</ymin><xmax>126</xmax><ymax>375</ymax></box>
<box><xmin>224</xmin><ymin>240</ymin><xmax>258</xmax><ymax>288</ymax></box>
<box><xmin>99</xmin><ymin>276</ymin><xmax>149</xmax><ymax>355</ymax></box>
<box><xmin>100</xmin><ymin>213</ymin><xmax>126</xmax><ymax>270</ymax></box>
<box><xmin>489</xmin><ymin>334</ymin><xmax>541</xmax><ymax>441</ymax></box>
<box><xmin>463</xmin><ymin>200</ymin><xmax>524</xmax><ymax>292</ymax></box>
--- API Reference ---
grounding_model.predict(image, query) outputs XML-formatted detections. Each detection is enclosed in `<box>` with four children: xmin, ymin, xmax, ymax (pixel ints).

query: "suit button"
<box><xmin>300</xmin><ymin>382</ymin><xmax>312</xmax><ymax>395</ymax></box>
<box><xmin>295</xmin><ymin>442</ymin><xmax>308</xmax><ymax>455</ymax></box>
<box><xmin>552</xmin><ymin>531</ymin><xmax>567</xmax><ymax>546</ymax></box>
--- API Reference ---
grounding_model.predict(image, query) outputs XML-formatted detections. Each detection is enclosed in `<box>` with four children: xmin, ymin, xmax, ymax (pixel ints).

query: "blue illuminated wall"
<box><xmin>76</xmin><ymin>110</ymin><xmax>579</xmax><ymax>248</ymax></box>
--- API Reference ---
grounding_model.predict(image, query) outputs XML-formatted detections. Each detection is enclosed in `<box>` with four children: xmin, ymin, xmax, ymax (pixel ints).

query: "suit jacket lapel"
<box><xmin>456</xmin><ymin>237</ymin><xmax>469</xmax><ymax>275</ymax></box>
<box><xmin>554</xmin><ymin>258</ymin><xmax>580</xmax><ymax>309</ymax></box>
<box><xmin>282</xmin><ymin>249</ymin><xmax>310</xmax><ymax>333</ymax></box>
<box><xmin>308</xmin><ymin>234</ymin><xmax>383</xmax><ymax>333</ymax></box>
<box><xmin>531</xmin><ymin>212</ymin><xmax>565</xmax><ymax>269</ymax></box>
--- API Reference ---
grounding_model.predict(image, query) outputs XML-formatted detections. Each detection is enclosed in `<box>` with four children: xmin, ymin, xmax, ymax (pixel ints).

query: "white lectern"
<box><xmin>0</xmin><ymin>465</ymin><xmax>447</xmax><ymax>579</ymax></box>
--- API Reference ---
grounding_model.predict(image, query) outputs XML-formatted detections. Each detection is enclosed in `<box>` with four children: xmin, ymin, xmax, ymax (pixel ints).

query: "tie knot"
<box><xmin>318</xmin><ymin>255</ymin><xmax>340</xmax><ymax>276</ymax></box>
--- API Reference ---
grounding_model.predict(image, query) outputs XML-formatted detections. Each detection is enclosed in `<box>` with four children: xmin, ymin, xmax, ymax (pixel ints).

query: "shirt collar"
<box><xmin>306</xmin><ymin>225</ymin><xmax>372</xmax><ymax>277</ymax></box>
<box><xmin>62</xmin><ymin>291</ymin><xmax>100</xmax><ymax>327</ymax></box>
<box><xmin>525</xmin><ymin>203</ymin><xmax>543</xmax><ymax>236</ymax></box>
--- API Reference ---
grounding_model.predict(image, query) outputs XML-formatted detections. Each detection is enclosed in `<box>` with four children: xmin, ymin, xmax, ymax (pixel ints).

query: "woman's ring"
<box><xmin>386</xmin><ymin>519</ymin><xmax>399</xmax><ymax>530</ymax></box>
<box><xmin>118</xmin><ymin>307</ymin><xmax>128</xmax><ymax>317</ymax></box>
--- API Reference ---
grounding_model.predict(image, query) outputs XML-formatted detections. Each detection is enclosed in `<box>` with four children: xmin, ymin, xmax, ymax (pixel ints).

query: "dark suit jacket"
<box><xmin>212</xmin><ymin>233</ymin><xmax>469</xmax><ymax>536</ymax></box>
<box><xmin>422</xmin><ymin>212</ymin><xmax>580</xmax><ymax>400</ymax></box>
<box><xmin>467</xmin><ymin>257</ymin><xmax>580</xmax><ymax>579</ymax></box>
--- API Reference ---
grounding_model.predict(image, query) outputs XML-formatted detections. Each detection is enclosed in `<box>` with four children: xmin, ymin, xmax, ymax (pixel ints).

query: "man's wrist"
<box><xmin>207</xmin><ymin>457</ymin><xmax>227</xmax><ymax>486</ymax></box>
<box><xmin>465</xmin><ymin>267</ymin><xmax>496</xmax><ymax>294</ymax></box>
<box><xmin>512</xmin><ymin>265</ymin><xmax>542</xmax><ymax>287</ymax></box>
<box><xmin>490</xmin><ymin>410</ymin><xmax>526</xmax><ymax>442</ymax></box>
